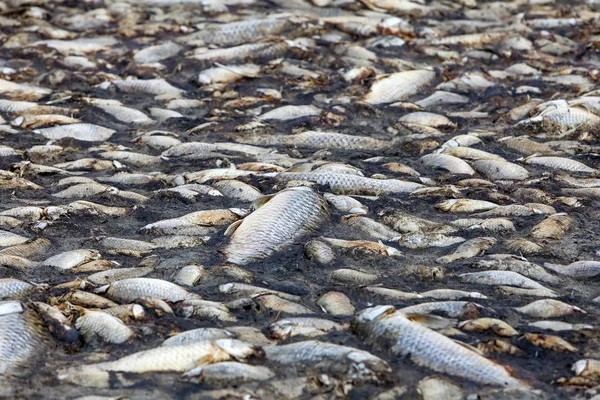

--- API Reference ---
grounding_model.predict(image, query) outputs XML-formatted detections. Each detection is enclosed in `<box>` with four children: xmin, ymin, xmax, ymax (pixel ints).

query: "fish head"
<box><xmin>354</xmin><ymin>305</ymin><xmax>396</xmax><ymax>324</ymax></box>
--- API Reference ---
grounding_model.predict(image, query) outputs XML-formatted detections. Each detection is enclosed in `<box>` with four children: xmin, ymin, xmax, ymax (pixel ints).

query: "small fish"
<box><xmin>436</xmin><ymin>237</ymin><xmax>496</xmax><ymax>264</ymax></box>
<box><xmin>458</xmin><ymin>318</ymin><xmax>518</xmax><ymax>337</ymax></box>
<box><xmin>459</xmin><ymin>271</ymin><xmax>550</xmax><ymax>291</ymax></box>
<box><xmin>96</xmin><ymin>278</ymin><xmax>201</xmax><ymax>303</ymax></box>
<box><xmin>436</xmin><ymin>199</ymin><xmax>498</xmax><ymax>213</ymax></box>
<box><xmin>543</xmin><ymin>260</ymin><xmax>600</xmax><ymax>278</ymax></box>
<box><xmin>41</xmin><ymin>249</ymin><xmax>101</xmax><ymax>271</ymax></box>
<box><xmin>515</xmin><ymin>299</ymin><xmax>585</xmax><ymax>318</ymax></box>
<box><xmin>0</xmin><ymin>301</ymin><xmax>49</xmax><ymax>376</ymax></box>
<box><xmin>521</xmin><ymin>333</ymin><xmax>577</xmax><ymax>352</ymax></box>
<box><xmin>364</xmin><ymin>69</ymin><xmax>437</xmax><ymax>105</ymax></box>
<box><xmin>265</xmin><ymin>340</ymin><xmax>391</xmax><ymax>382</ymax></box>
<box><xmin>316</xmin><ymin>291</ymin><xmax>355</xmax><ymax>316</ymax></box>
<box><xmin>268</xmin><ymin>317</ymin><xmax>346</xmax><ymax>339</ymax></box>
<box><xmin>162</xmin><ymin>328</ymin><xmax>233</xmax><ymax>347</ymax></box>
<box><xmin>417</xmin><ymin>375</ymin><xmax>464</xmax><ymax>400</ymax></box>
<box><xmin>34</xmin><ymin>123</ymin><xmax>115</xmax><ymax>142</ymax></box>
<box><xmin>258</xmin><ymin>105</ymin><xmax>321</xmax><ymax>121</ymax></box>
<box><xmin>184</xmin><ymin>361</ymin><xmax>275</xmax><ymax>383</ymax></box>
<box><xmin>74</xmin><ymin>308</ymin><xmax>134</xmax><ymax>344</ymax></box>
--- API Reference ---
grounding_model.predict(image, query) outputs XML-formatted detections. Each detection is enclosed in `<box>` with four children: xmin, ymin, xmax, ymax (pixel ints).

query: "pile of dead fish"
<box><xmin>1</xmin><ymin>0</ymin><xmax>600</xmax><ymax>398</ymax></box>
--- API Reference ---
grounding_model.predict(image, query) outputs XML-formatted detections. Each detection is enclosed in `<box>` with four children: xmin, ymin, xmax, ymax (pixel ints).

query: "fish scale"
<box><xmin>354</xmin><ymin>306</ymin><xmax>526</xmax><ymax>388</ymax></box>
<box><xmin>275</xmin><ymin>172</ymin><xmax>425</xmax><ymax>195</ymax></box>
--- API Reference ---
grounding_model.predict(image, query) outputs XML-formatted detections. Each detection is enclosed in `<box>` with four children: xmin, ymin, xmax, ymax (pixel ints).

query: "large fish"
<box><xmin>273</xmin><ymin>172</ymin><xmax>425</xmax><ymax>196</ymax></box>
<box><xmin>223</xmin><ymin>187</ymin><xmax>328</xmax><ymax>264</ymax></box>
<box><xmin>353</xmin><ymin>305</ymin><xmax>527</xmax><ymax>388</ymax></box>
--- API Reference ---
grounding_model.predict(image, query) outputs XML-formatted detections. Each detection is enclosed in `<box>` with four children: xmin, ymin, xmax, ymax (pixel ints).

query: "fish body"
<box><xmin>353</xmin><ymin>306</ymin><xmax>526</xmax><ymax>387</ymax></box>
<box><xmin>223</xmin><ymin>187</ymin><xmax>328</xmax><ymax>264</ymax></box>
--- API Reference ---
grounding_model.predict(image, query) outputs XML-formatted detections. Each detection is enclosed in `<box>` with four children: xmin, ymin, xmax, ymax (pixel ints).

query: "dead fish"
<box><xmin>0</xmin><ymin>279</ymin><xmax>35</xmax><ymax>300</ymax></box>
<box><xmin>41</xmin><ymin>249</ymin><xmax>101</xmax><ymax>271</ymax></box>
<box><xmin>362</xmin><ymin>286</ymin><xmax>422</xmax><ymax>301</ymax></box>
<box><xmin>274</xmin><ymin>172</ymin><xmax>425</xmax><ymax>196</ymax></box>
<box><xmin>141</xmin><ymin>209</ymin><xmax>243</xmax><ymax>235</ymax></box>
<box><xmin>212</xmin><ymin>180</ymin><xmax>262</xmax><ymax>202</ymax></box>
<box><xmin>498</xmin><ymin>136</ymin><xmax>559</xmax><ymax>156</ymax></box>
<box><xmin>74</xmin><ymin>308</ymin><xmax>134</xmax><ymax>344</ymax></box>
<box><xmin>543</xmin><ymin>261</ymin><xmax>600</xmax><ymax>278</ymax></box>
<box><xmin>321</xmin><ymin>237</ymin><xmax>401</xmax><ymax>257</ymax></box>
<box><xmin>96</xmin><ymin>278</ymin><xmax>201</xmax><ymax>303</ymax></box>
<box><xmin>0</xmin><ymin>230</ymin><xmax>30</xmax><ymax>247</ymax></box>
<box><xmin>223</xmin><ymin>187</ymin><xmax>328</xmax><ymax>265</ymax></box>
<box><xmin>219</xmin><ymin>282</ymin><xmax>300</xmax><ymax>302</ymax></box>
<box><xmin>162</xmin><ymin>328</ymin><xmax>233</xmax><ymax>346</ymax></box>
<box><xmin>34</xmin><ymin>123</ymin><xmax>115</xmax><ymax>142</ymax></box>
<box><xmin>265</xmin><ymin>340</ymin><xmax>391</xmax><ymax>382</ymax></box>
<box><xmin>32</xmin><ymin>302</ymin><xmax>79</xmax><ymax>344</ymax></box>
<box><xmin>399</xmin><ymin>301</ymin><xmax>484</xmax><ymax>319</ymax></box>
<box><xmin>416</xmin><ymin>91</ymin><xmax>469</xmax><ymax>108</ymax></box>
<box><xmin>451</xmin><ymin>218</ymin><xmax>515</xmax><ymax>234</ymax></box>
<box><xmin>421</xmin><ymin>153</ymin><xmax>475</xmax><ymax>175</ymax></box>
<box><xmin>459</xmin><ymin>271</ymin><xmax>550</xmax><ymax>291</ymax></box>
<box><xmin>304</xmin><ymin>240</ymin><xmax>335</xmax><ymax>264</ymax></box>
<box><xmin>172</xmin><ymin>264</ymin><xmax>205</xmax><ymax>286</ymax></box>
<box><xmin>523</xmin><ymin>156</ymin><xmax>597</xmax><ymax>175</ymax></box>
<box><xmin>331</xmin><ymin>268</ymin><xmax>379</xmax><ymax>285</ymax></box>
<box><xmin>133</xmin><ymin>41</ymin><xmax>182</xmax><ymax>63</ymax></box>
<box><xmin>436</xmin><ymin>237</ymin><xmax>496</xmax><ymax>264</ymax></box>
<box><xmin>397</xmin><ymin>233</ymin><xmax>465</xmax><ymax>249</ymax></box>
<box><xmin>417</xmin><ymin>375</ymin><xmax>464</xmax><ymax>400</ymax></box>
<box><xmin>471</xmin><ymin>160</ymin><xmax>530</xmax><ymax>181</ymax></box>
<box><xmin>419</xmin><ymin>289</ymin><xmax>486</xmax><ymax>300</ymax></box>
<box><xmin>341</xmin><ymin>215</ymin><xmax>401</xmax><ymax>241</ymax></box>
<box><xmin>572</xmin><ymin>359</ymin><xmax>600</xmax><ymax>378</ymax></box>
<box><xmin>436</xmin><ymin>199</ymin><xmax>498</xmax><ymax>213</ymax></box>
<box><xmin>59</xmin><ymin>339</ymin><xmax>261</xmax><ymax>381</ymax></box>
<box><xmin>316</xmin><ymin>291</ymin><xmax>355</xmax><ymax>316</ymax></box>
<box><xmin>323</xmin><ymin>193</ymin><xmax>369</xmax><ymax>214</ymax></box>
<box><xmin>353</xmin><ymin>306</ymin><xmax>526</xmax><ymax>387</ymax></box>
<box><xmin>521</xmin><ymin>333</ymin><xmax>577</xmax><ymax>352</ymax></box>
<box><xmin>175</xmin><ymin>299</ymin><xmax>237</xmax><ymax>322</ymax></box>
<box><xmin>530</xmin><ymin>214</ymin><xmax>572</xmax><ymax>241</ymax></box>
<box><xmin>458</xmin><ymin>318</ymin><xmax>518</xmax><ymax>337</ymax></box>
<box><xmin>253</xmin><ymin>294</ymin><xmax>314</xmax><ymax>315</ymax></box>
<box><xmin>268</xmin><ymin>317</ymin><xmax>346</xmax><ymax>339</ymax></box>
<box><xmin>258</xmin><ymin>105</ymin><xmax>321</xmax><ymax>121</ymax></box>
<box><xmin>515</xmin><ymin>299</ymin><xmax>585</xmax><ymax>318</ymax></box>
<box><xmin>198</xmin><ymin>64</ymin><xmax>261</xmax><ymax>84</ymax></box>
<box><xmin>242</xmin><ymin>130</ymin><xmax>389</xmax><ymax>151</ymax></box>
<box><xmin>364</xmin><ymin>69</ymin><xmax>437</xmax><ymax>105</ymax></box>
<box><xmin>112</xmin><ymin>78</ymin><xmax>185</xmax><ymax>97</ymax></box>
<box><xmin>527</xmin><ymin>321</ymin><xmax>593</xmax><ymax>332</ymax></box>
<box><xmin>0</xmin><ymin>79</ymin><xmax>51</xmax><ymax>100</ymax></box>
<box><xmin>184</xmin><ymin>361</ymin><xmax>275</xmax><ymax>384</ymax></box>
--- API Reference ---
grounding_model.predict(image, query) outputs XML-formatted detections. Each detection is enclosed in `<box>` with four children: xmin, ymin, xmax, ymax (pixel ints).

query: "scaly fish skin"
<box><xmin>353</xmin><ymin>306</ymin><xmax>527</xmax><ymax>388</ymax></box>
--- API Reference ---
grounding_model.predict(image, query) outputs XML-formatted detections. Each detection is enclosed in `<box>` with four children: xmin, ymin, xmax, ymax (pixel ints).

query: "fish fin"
<box><xmin>252</xmin><ymin>194</ymin><xmax>275</xmax><ymax>209</ymax></box>
<box><xmin>405</xmin><ymin>313</ymin><xmax>456</xmax><ymax>329</ymax></box>
<box><xmin>451</xmin><ymin>338</ymin><xmax>485</xmax><ymax>356</ymax></box>
<box><xmin>224</xmin><ymin>220</ymin><xmax>243</xmax><ymax>236</ymax></box>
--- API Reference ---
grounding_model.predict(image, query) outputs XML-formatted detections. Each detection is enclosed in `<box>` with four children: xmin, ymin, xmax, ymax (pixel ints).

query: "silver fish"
<box><xmin>223</xmin><ymin>187</ymin><xmax>328</xmax><ymax>264</ymax></box>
